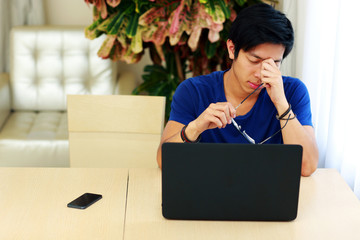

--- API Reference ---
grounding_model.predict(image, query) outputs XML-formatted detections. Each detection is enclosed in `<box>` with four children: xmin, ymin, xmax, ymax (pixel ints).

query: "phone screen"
<box><xmin>67</xmin><ymin>193</ymin><xmax>102</xmax><ymax>209</ymax></box>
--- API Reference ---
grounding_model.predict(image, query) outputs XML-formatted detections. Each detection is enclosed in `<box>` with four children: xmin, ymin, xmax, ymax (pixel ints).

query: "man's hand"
<box><xmin>186</xmin><ymin>102</ymin><xmax>236</xmax><ymax>141</ymax></box>
<box><xmin>260</xmin><ymin>59</ymin><xmax>287</xmax><ymax>108</ymax></box>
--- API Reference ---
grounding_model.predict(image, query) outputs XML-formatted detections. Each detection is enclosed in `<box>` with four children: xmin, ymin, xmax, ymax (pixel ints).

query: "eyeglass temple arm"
<box><xmin>241</xmin><ymin>130</ymin><xmax>256</xmax><ymax>144</ymax></box>
<box><xmin>231</xmin><ymin>119</ymin><xmax>255</xmax><ymax>144</ymax></box>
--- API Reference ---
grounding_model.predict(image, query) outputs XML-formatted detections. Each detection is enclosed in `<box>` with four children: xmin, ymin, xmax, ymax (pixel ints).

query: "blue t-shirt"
<box><xmin>169</xmin><ymin>70</ymin><xmax>313</xmax><ymax>144</ymax></box>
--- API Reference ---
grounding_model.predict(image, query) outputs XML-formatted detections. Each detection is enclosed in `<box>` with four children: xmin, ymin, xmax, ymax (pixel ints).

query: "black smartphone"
<box><xmin>67</xmin><ymin>193</ymin><xmax>102</xmax><ymax>209</ymax></box>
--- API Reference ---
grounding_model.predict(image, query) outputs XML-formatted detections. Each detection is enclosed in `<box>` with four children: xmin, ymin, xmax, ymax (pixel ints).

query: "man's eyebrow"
<box><xmin>249</xmin><ymin>52</ymin><xmax>282</xmax><ymax>63</ymax></box>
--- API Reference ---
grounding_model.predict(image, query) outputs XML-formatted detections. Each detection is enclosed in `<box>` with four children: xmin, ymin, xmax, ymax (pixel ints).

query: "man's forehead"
<box><xmin>247</xmin><ymin>50</ymin><xmax>282</xmax><ymax>62</ymax></box>
<box><xmin>244</xmin><ymin>44</ymin><xmax>285</xmax><ymax>62</ymax></box>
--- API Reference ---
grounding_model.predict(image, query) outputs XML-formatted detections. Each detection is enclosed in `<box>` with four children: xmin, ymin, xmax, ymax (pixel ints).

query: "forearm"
<box><xmin>278</xmin><ymin>108</ymin><xmax>319</xmax><ymax>176</ymax></box>
<box><xmin>156</xmin><ymin>130</ymin><xmax>182</xmax><ymax>168</ymax></box>
<box><xmin>156</xmin><ymin>121</ymin><xmax>202</xmax><ymax>168</ymax></box>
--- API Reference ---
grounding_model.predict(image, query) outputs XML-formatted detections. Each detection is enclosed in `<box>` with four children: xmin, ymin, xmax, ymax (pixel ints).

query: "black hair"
<box><xmin>228</xmin><ymin>3</ymin><xmax>294</xmax><ymax>59</ymax></box>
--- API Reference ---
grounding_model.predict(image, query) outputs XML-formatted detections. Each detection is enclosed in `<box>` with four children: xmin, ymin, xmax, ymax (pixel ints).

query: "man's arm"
<box><xmin>156</xmin><ymin>121</ymin><xmax>184</xmax><ymax>168</ymax></box>
<box><xmin>156</xmin><ymin>103</ymin><xmax>236</xmax><ymax>168</ymax></box>
<box><xmin>274</xmin><ymin>103</ymin><xmax>319</xmax><ymax>176</ymax></box>
<box><xmin>261</xmin><ymin>59</ymin><xmax>319</xmax><ymax>176</ymax></box>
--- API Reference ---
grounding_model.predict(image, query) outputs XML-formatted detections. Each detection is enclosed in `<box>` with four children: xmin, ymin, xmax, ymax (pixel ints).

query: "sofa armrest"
<box><xmin>0</xmin><ymin>73</ymin><xmax>11</xmax><ymax>129</ymax></box>
<box><xmin>114</xmin><ymin>71</ymin><xmax>137</xmax><ymax>95</ymax></box>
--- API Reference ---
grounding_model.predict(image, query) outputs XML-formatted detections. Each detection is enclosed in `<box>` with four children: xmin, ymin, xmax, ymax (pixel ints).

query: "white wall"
<box><xmin>43</xmin><ymin>0</ymin><xmax>150</xmax><ymax>87</ymax></box>
<box><xmin>44</xmin><ymin>0</ymin><xmax>92</xmax><ymax>26</ymax></box>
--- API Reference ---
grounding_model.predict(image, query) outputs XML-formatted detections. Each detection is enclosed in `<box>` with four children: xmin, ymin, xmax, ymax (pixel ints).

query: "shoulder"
<box><xmin>283</xmin><ymin>76</ymin><xmax>306</xmax><ymax>88</ymax></box>
<box><xmin>282</xmin><ymin>76</ymin><xmax>309</xmax><ymax>96</ymax></box>
<box><xmin>177</xmin><ymin>71</ymin><xmax>225</xmax><ymax>93</ymax></box>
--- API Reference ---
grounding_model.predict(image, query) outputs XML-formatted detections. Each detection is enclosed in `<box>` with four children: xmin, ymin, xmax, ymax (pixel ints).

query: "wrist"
<box><xmin>276</xmin><ymin>103</ymin><xmax>293</xmax><ymax>120</ymax></box>
<box><xmin>275</xmin><ymin>99</ymin><xmax>289</xmax><ymax>116</ymax></box>
<box><xmin>185</xmin><ymin>121</ymin><xmax>202</xmax><ymax>142</ymax></box>
<box><xmin>181</xmin><ymin>124</ymin><xmax>201</xmax><ymax>143</ymax></box>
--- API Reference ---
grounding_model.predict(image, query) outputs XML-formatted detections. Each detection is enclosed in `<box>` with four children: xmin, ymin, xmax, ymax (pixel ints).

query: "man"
<box><xmin>156</xmin><ymin>3</ymin><xmax>318</xmax><ymax>176</ymax></box>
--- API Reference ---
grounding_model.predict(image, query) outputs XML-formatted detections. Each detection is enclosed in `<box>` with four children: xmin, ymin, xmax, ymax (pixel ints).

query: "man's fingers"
<box><xmin>208</xmin><ymin>109</ymin><xmax>228</xmax><ymax>128</ymax></box>
<box><xmin>197</xmin><ymin>102</ymin><xmax>237</xmax><ymax>131</ymax></box>
<box><xmin>261</xmin><ymin>69</ymin><xmax>278</xmax><ymax>79</ymax></box>
<box><xmin>263</xmin><ymin>58</ymin><xmax>279</xmax><ymax>68</ymax></box>
<box><xmin>209</xmin><ymin>103</ymin><xmax>236</xmax><ymax>123</ymax></box>
<box><xmin>207</xmin><ymin>115</ymin><xmax>224</xmax><ymax>129</ymax></box>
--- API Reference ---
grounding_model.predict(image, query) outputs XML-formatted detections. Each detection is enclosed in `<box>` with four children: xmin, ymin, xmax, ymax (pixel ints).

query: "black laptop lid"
<box><xmin>162</xmin><ymin>143</ymin><xmax>302</xmax><ymax>221</ymax></box>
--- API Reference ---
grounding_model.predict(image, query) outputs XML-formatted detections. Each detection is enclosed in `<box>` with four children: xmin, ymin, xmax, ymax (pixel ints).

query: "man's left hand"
<box><xmin>260</xmin><ymin>58</ymin><xmax>287</xmax><ymax>108</ymax></box>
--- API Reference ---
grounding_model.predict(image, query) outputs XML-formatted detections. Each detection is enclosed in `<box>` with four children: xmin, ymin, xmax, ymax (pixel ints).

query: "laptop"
<box><xmin>161</xmin><ymin>143</ymin><xmax>303</xmax><ymax>221</ymax></box>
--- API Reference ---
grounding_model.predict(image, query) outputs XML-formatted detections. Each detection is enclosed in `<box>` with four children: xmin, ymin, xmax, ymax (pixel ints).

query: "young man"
<box><xmin>156</xmin><ymin>3</ymin><xmax>318</xmax><ymax>176</ymax></box>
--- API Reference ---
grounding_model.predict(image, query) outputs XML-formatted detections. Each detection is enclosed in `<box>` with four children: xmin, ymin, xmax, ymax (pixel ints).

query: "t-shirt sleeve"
<box><xmin>288</xmin><ymin>79</ymin><xmax>313</xmax><ymax>127</ymax></box>
<box><xmin>169</xmin><ymin>80</ymin><xmax>198</xmax><ymax>125</ymax></box>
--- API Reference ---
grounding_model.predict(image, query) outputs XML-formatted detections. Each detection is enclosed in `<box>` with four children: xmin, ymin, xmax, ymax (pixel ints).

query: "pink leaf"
<box><xmin>139</xmin><ymin>7</ymin><xmax>166</xmax><ymax>25</ymax></box>
<box><xmin>99</xmin><ymin>0</ymin><xmax>108</xmax><ymax>19</ymax></box>
<box><xmin>142</xmin><ymin>22</ymin><xmax>168</xmax><ymax>45</ymax></box>
<box><xmin>188</xmin><ymin>26</ymin><xmax>202</xmax><ymax>51</ymax></box>
<box><xmin>106</xmin><ymin>0</ymin><xmax>121</xmax><ymax>8</ymax></box>
<box><xmin>97</xmin><ymin>35</ymin><xmax>116</xmax><ymax>59</ymax></box>
<box><xmin>208</xmin><ymin>30</ymin><xmax>219</xmax><ymax>43</ymax></box>
<box><xmin>169</xmin><ymin>0</ymin><xmax>185</xmax><ymax>35</ymax></box>
<box><xmin>230</xmin><ymin>9</ymin><xmax>237</xmax><ymax>22</ymax></box>
<box><xmin>84</xmin><ymin>0</ymin><xmax>92</xmax><ymax>7</ymax></box>
<box><xmin>154</xmin><ymin>44</ymin><xmax>165</xmax><ymax>61</ymax></box>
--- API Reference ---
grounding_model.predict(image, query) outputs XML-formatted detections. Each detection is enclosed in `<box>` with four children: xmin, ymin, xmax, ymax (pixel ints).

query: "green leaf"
<box><xmin>218</xmin><ymin>0</ymin><xmax>230</xmax><ymax>19</ymax></box>
<box><xmin>130</xmin><ymin>25</ymin><xmax>143</xmax><ymax>53</ymax></box>
<box><xmin>97</xmin><ymin>13</ymin><xmax>117</xmax><ymax>32</ymax></box>
<box><xmin>210</xmin><ymin>4</ymin><xmax>226</xmax><ymax>23</ymax></box>
<box><xmin>152</xmin><ymin>82</ymin><xmax>167</xmax><ymax>96</ymax></box>
<box><xmin>208</xmin><ymin>0</ymin><xmax>216</xmax><ymax>15</ymax></box>
<box><xmin>85</xmin><ymin>18</ymin><xmax>104</xmax><ymax>39</ymax></box>
<box><xmin>106</xmin><ymin>11</ymin><xmax>122</xmax><ymax>33</ymax></box>
<box><xmin>108</xmin><ymin>11</ymin><xmax>126</xmax><ymax>35</ymax></box>
<box><xmin>205</xmin><ymin>41</ymin><xmax>217</xmax><ymax>59</ymax></box>
<box><xmin>88</xmin><ymin>18</ymin><xmax>104</xmax><ymax>31</ymax></box>
<box><xmin>142</xmin><ymin>74</ymin><xmax>151</xmax><ymax>82</ymax></box>
<box><xmin>234</xmin><ymin>0</ymin><xmax>247</xmax><ymax>6</ymax></box>
<box><xmin>126</xmin><ymin>13</ymin><xmax>140</xmax><ymax>38</ymax></box>
<box><xmin>144</xmin><ymin>65</ymin><xmax>167</xmax><ymax>74</ymax></box>
<box><xmin>107</xmin><ymin>3</ymin><xmax>135</xmax><ymax>35</ymax></box>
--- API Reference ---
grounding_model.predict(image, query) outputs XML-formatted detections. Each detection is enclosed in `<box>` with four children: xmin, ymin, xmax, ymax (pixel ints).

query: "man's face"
<box><xmin>227</xmin><ymin>40</ymin><xmax>285</xmax><ymax>94</ymax></box>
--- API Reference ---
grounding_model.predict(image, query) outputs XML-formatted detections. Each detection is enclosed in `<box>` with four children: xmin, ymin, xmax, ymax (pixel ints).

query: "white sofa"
<box><xmin>0</xmin><ymin>26</ymin><xmax>135</xmax><ymax>167</ymax></box>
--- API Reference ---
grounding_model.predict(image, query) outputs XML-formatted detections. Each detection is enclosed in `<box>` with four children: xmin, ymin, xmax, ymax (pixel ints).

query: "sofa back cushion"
<box><xmin>10</xmin><ymin>26</ymin><xmax>116</xmax><ymax>111</ymax></box>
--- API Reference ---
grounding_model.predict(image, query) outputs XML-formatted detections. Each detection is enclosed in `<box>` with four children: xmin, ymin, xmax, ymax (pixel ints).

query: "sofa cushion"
<box><xmin>0</xmin><ymin>111</ymin><xmax>69</xmax><ymax>167</ymax></box>
<box><xmin>10</xmin><ymin>27</ymin><xmax>116</xmax><ymax>111</ymax></box>
<box><xmin>0</xmin><ymin>111</ymin><xmax>68</xmax><ymax>140</ymax></box>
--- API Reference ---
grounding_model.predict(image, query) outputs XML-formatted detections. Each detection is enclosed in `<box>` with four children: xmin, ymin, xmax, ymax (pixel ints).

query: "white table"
<box><xmin>124</xmin><ymin>168</ymin><xmax>360</xmax><ymax>240</ymax></box>
<box><xmin>0</xmin><ymin>168</ymin><xmax>128</xmax><ymax>239</ymax></box>
<box><xmin>1</xmin><ymin>168</ymin><xmax>360</xmax><ymax>239</ymax></box>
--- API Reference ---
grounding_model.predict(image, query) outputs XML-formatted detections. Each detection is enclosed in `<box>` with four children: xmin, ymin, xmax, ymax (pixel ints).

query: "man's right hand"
<box><xmin>185</xmin><ymin>102</ymin><xmax>237</xmax><ymax>141</ymax></box>
<box><xmin>157</xmin><ymin>102</ymin><xmax>236</xmax><ymax>168</ymax></box>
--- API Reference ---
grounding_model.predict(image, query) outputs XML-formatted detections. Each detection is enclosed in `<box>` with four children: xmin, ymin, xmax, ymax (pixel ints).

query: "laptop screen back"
<box><xmin>162</xmin><ymin>143</ymin><xmax>302</xmax><ymax>221</ymax></box>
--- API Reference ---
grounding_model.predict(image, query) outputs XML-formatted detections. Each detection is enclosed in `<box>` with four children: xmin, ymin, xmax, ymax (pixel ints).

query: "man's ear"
<box><xmin>226</xmin><ymin>39</ymin><xmax>235</xmax><ymax>60</ymax></box>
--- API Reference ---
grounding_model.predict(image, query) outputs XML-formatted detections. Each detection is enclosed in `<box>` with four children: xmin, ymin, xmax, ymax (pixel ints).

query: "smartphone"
<box><xmin>67</xmin><ymin>193</ymin><xmax>102</xmax><ymax>209</ymax></box>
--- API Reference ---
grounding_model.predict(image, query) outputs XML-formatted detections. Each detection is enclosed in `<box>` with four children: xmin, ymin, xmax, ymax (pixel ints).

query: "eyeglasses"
<box><xmin>232</xmin><ymin>83</ymin><xmax>291</xmax><ymax>144</ymax></box>
<box><xmin>231</xmin><ymin>118</ymin><xmax>256</xmax><ymax>144</ymax></box>
<box><xmin>232</xmin><ymin>117</ymin><xmax>289</xmax><ymax>144</ymax></box>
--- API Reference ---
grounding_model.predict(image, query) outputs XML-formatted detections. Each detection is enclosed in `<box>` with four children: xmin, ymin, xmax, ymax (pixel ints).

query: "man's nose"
<box><xmin>254</xmin><ymin>66</ymin><xmax>261</xmax><ymax>80</ymax></box>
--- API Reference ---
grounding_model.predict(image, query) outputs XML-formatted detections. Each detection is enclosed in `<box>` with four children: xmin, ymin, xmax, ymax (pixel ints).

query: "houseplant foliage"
<box><xmin>84</xmin><ymin>0</ymin><xmax>271</xmax><ymax>119</ymax></box>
